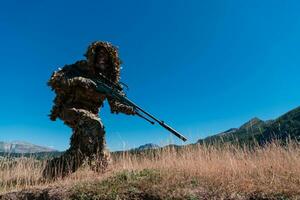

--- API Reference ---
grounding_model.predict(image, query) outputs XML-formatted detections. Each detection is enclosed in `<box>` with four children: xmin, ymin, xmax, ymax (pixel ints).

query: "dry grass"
<box><xmin>1</xmin><ymin>141</ymin><xmax>300</xmax><ymax>199</ymax></box>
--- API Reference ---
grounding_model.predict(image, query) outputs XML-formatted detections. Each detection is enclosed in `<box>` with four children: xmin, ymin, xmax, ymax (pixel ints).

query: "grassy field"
<box><xmin>1</xmin><ymin>141</ymin><xmax>300</xmax><ymax>199</ymax></box>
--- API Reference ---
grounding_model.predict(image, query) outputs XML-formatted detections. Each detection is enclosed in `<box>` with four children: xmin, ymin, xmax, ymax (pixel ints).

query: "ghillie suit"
<box><xmin>43</xmin><ymin>41</ymin><xmax>135</xmax><ymax>179</ymax></box>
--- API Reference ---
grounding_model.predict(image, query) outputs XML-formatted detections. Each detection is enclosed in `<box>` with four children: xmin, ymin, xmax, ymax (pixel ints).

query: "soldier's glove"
<box><xmin>127</xmin><ymin>107</ymin><xmax>136</xmax><ymax>115</ymax></box>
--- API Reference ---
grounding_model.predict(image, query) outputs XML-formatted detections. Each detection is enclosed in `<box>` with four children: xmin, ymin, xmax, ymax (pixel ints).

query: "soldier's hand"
<box><xmin>85</xmin><ymin>79</ymin><xmax>97</xmax><ymax>89</ymax></box>
<box><xmin>70</xmin><ymin>77</ymin><xmax>97</xmax><ymax>89</ymax></box>
<box><xmin>49</xmin><ymin>113</ymin><xmax>57</xmax><ymax>121</ymax></box>
<box><xmin>128</xmin><ymin>107</ymin><xmax>136</xmax><ymax>115</ymax></box>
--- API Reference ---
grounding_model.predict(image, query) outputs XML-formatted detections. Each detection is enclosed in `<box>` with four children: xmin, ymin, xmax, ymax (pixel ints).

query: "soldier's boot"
<box><xmin>42</xmin><ymin>148</ymin><xmax>84</xmax><ymax>179</ymax></box>
<box><xmin>89</xmin><ymin>144</ymin><xmax>111</xmax><ymax>173</ymax></box>
<box><xmin>81</xmin><ymin>115</ymin><xmax>111</xmax><ymax>172</ymax></box>
<box><xmin>43</xmin><ymin>108</ymin><xmax>111</xmax><ymax>179</ymax></box>
<box><xmin>67</xmin><ymin>109</ymin><xmax>111</xmax><ymax>173</ymax></box>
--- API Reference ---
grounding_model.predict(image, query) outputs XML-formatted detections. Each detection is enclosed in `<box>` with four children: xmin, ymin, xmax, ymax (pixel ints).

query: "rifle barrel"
<box><xmin>122</xmin><ymin>97</ymin><xmax>187</xmax><ymax>142</ymax></box>
<box><xmin>95</xmin><ymin>77</ymin><xmax>187</xmax><ymax>142</ymax></box>
<box><xmin>136</xmin><ymin>112</ymin><xmax>155</xmax><ymax>125</ymax></box>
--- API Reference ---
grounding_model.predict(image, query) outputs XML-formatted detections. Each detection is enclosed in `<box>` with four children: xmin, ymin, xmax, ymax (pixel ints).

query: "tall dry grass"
<box><xmin>1</xmin><ymin>141</ymin><xmax>300</xmax><ymax>198</ymax></box>
<box><xmin>0</xmin><ymin>156</ymin><xmax>106</xmax><ymax>194</ymax></box>
<box><xmin>0</xmin><ymin>157</ymin><xmax>44</xmax><ymax>193</ymax></box>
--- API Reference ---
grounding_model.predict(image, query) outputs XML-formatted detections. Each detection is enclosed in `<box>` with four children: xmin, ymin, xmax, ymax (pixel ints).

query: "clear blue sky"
<box><xmin>1</xmin><ymin>0</ymin><xmax>300</xmax><ymax>151</ymax></box>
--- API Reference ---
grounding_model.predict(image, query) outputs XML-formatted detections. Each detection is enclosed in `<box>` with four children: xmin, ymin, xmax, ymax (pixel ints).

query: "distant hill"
<box><xmin>0</xmin><ymin>141</ymin><xmax>57</xmax><ymax>153</ymax></box>
<box><xmin>197</xmin><ymin>106</ymin><xmax>300</xmax><ymax>146</ymax></box>
<box><xmin>134</xmin><ymin>143</ymin><xmax>160</xmax><ymax>151</ymax></box>
<box><xmin>0</xmin><ymin>151</ymin><xmax>63</xmax><ymax>160</ymax></box>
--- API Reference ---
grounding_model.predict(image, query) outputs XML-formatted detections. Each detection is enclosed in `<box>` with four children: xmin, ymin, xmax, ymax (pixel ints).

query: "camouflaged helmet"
<box><xmin>85</xmin><ymin>41</ymin><xmax>121</xmax><ymax>82</ymax></box>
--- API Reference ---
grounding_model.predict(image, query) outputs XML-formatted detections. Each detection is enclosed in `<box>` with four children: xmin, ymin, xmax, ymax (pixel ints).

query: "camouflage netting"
<box><xmin>43</xmin><ymin>41</ymin><xmax>135</xmax><ymax>179</ymax></box>
<box><xmin>85</xmin><ymin>41</ymin><xmax>121</xmax><ymax>82</ymax></box>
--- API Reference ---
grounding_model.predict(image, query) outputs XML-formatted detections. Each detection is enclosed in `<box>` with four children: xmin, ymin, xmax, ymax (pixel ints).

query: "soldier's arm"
<box><xmin>107</xmin><ymin>97</ymin><xmax>136</xmax><ymax>115</ymax></box>
<box><xmin>48</xmin><ymin>64</ymin><xmax>96</xmax><ymax>91</ymax></box>
<box><xmin>48</xmin><ymin>62</ymin><xmax>96</xmax><ymax>121</ymax></box>
<box><xmin>49</xmin><ymin>101</ymin><xmax>60</xmax><ymax>121</ymax></box>
<box><xmin>68</xmin><ymin>77</ymin><xmax>97</xmax><ymax>89</ymax></box>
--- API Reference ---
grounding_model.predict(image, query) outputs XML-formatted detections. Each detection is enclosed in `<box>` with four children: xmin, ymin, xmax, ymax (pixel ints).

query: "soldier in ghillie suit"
<box><xmin>43</xmin><ymin>41</ymin><xmax>135</xmax><ymax>179</ymax></box>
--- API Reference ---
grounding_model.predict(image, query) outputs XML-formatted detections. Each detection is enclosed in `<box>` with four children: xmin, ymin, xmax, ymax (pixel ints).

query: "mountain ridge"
<box><xmin>197</xmin><ymin>106</ymin><xmax>300</xmax><ymax>145</ymax></box>
<box><xmin>0</xmin><ymin>141</ymin><xmax>57</xmax><ymax>153</ymax></box>
<box><xmin>134</xmin><ymin>143</ymin><xmax>160</xmax><ymax>151</ymax></box>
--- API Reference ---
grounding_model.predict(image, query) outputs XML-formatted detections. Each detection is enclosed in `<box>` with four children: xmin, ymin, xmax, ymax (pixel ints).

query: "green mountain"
<box><xmin>256</xmin><ymin>106</ymin><xmax>300</xmax><ymax>144</ymax></box>
<box><xmin>197</xmin><ymin>106</ymin><xmax>300</xmax><ymax>146</ymax></box>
